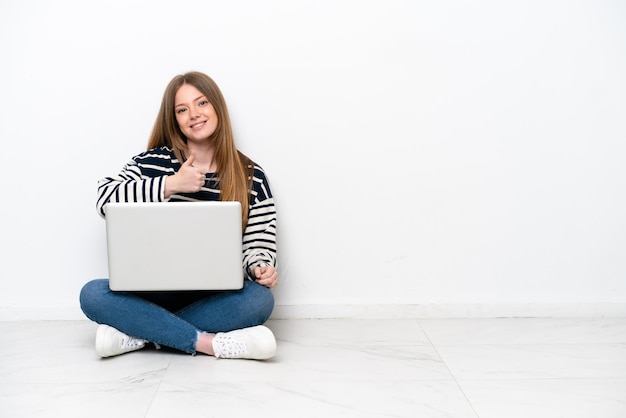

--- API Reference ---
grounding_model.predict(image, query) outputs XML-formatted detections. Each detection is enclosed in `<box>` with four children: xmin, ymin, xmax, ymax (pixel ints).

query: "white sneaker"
<box><xmin>212</xmin><ymin>325</ymin><xmax>277</xmax><ymax>360</ymax></box>
<box><xmin>95</xmin><ymin>325</ymin><xmax>147</xmax><ymax>358</ymax></box>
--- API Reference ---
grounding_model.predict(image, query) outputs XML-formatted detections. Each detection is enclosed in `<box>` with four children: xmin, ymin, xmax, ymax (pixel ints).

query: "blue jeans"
<box><xmin>79</xmin><ymin>279</ymin><xmax>274</xmax><ymax>354</ymax></box>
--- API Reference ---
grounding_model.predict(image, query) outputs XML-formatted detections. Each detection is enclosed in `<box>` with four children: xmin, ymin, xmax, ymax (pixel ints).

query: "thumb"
<box><xmin>183</xmin><ymin>153</ymin><xmax>196</xmax><ymax>167</ymax></box>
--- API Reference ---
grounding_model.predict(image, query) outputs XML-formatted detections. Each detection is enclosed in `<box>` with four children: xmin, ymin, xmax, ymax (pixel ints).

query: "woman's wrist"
<box><xmin>164</xmin><ymin>175</ymin><xmax>178</xmax><ymax>199</ymax></box>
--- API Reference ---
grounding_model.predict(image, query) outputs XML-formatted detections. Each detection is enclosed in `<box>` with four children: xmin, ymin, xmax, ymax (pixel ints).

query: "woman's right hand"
<box><xmin>164</xmin><ymin>153</ymin><xmax>207</xmax><ymax>198</ymax></box>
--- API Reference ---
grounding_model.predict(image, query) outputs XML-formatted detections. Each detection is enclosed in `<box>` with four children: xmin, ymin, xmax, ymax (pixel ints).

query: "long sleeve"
<box><xmin>96</xmin><ymin>148</ymin><xmax>176</xmax><ymax>218</ymax></box>
<box><xmin>242</xmin><ymin>167</ymin><xmax>278</xmax><ymax>279</ymax></box>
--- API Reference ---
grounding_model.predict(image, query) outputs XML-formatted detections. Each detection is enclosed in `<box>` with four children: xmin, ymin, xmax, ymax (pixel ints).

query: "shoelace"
<box><xmin>215</xmin><ymin>336</ymin><xmax>247</xmax><ymax>358</ymax></box>
<box><xmin>121</xmin><ymin>336</ymin><xmax>145</xmax><ymax>350</ymax></box>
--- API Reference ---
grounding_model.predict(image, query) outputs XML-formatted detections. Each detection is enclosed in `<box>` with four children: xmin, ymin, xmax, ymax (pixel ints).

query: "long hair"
<box><xmin>147</xmin><ymin>72</ymin><xmax>252</xmax><ymax>229</ymax></box>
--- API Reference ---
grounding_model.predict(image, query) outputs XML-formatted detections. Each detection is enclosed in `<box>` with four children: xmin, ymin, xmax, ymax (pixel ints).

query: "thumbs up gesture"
<box><xmin>164</xmin><ymin>153</ymin><xmax>207</xmax><ymax>198</ymax></box>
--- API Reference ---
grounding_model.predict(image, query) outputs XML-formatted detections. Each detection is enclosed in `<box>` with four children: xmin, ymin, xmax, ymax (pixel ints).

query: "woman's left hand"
<box><xmin>253</xmin><ymin>265</ymin><xmax>278</xmax><ymax>289</ymax></box>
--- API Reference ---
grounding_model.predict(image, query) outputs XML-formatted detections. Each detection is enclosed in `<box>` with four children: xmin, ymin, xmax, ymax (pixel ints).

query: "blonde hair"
<box><xmin>147</xmin><ymin>72</ymin><xmax>252</xmax><ymax>229</ymax></box>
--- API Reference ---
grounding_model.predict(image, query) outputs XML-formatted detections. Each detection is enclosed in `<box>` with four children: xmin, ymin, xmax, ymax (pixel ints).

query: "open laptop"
<box><xmin>105</xmin><ymin>201</ymin><xmax>244</xmax><ymax>291</ymax></box>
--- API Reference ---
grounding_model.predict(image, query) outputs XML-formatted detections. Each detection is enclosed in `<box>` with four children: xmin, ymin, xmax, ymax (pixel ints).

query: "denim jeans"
<box><xmin>79</xmin><ymin>279</ymin><xmax>274</xmax><ymax>354</ymax></box>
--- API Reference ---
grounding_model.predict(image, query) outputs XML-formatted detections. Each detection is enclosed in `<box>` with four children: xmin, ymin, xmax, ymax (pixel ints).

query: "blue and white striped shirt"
<box><xmin>96</xmin><ymin>146</ymin><xmax>277</xmax><ymax>279</ymax></box>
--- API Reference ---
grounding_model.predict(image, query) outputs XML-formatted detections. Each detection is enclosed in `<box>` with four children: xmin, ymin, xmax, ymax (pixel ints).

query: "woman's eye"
<box><xmin>199</xmin><ymin>100</ymin><xmax>208</xmax><ymax>106</ymax></box>
<box><xmin>176</xmin><ymin>108</ymin><xmax>187</xmax><ymax>114</ymax></box>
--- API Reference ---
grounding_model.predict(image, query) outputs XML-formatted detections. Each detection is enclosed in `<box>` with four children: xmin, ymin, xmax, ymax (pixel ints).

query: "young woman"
<box><xmin>80</xmin><ymin>72</ymin><xmax>278</xmax><ymax>360</ymax></box>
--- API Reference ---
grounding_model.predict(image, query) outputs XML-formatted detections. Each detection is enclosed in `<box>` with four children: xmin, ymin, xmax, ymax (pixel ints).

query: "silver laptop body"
<box><xmin>105</xmin><ymin>201</ymin><xmax>244</xmax><ymax>291</ymax></box>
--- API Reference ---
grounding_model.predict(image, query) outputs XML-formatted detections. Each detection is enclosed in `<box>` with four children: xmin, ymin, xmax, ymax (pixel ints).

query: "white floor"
<box><xmin>1</xmin><ymin>318</ymin><xmax>626</xmax><ymax>417</ymax></box>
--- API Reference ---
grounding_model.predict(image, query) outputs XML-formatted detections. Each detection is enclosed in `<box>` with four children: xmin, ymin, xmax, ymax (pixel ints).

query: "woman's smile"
<box><xmin>175</xmin><ymin>84</ymin><xmax>219</xmax><ymax>142</ymax></box>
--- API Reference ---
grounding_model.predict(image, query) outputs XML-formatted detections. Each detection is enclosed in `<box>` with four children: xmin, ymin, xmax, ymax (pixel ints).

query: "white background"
<box><xmin>1</xmin><ymin>0</ymin><xmax>625</xmax><ymax>319</ymax></box>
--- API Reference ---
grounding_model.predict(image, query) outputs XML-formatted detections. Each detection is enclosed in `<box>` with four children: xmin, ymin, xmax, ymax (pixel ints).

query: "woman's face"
<box><xmin>174</xmin><ymin>83</ymin><xmax>219</xmax><ymax>143</ymax></box>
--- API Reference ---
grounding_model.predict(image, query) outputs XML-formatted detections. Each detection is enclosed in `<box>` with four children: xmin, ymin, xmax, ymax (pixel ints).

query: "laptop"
<box><xmin>105</xmin><ymin>201</ymin><xmax>244</xmax><ymax>291</ymax></box>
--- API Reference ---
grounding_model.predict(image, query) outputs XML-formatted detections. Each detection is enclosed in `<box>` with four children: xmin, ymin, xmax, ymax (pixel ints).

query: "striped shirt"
<box><xmin>96</xmin><ymin>146</ymin><xmax>277</xmax><ymax>280</ymax></box>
